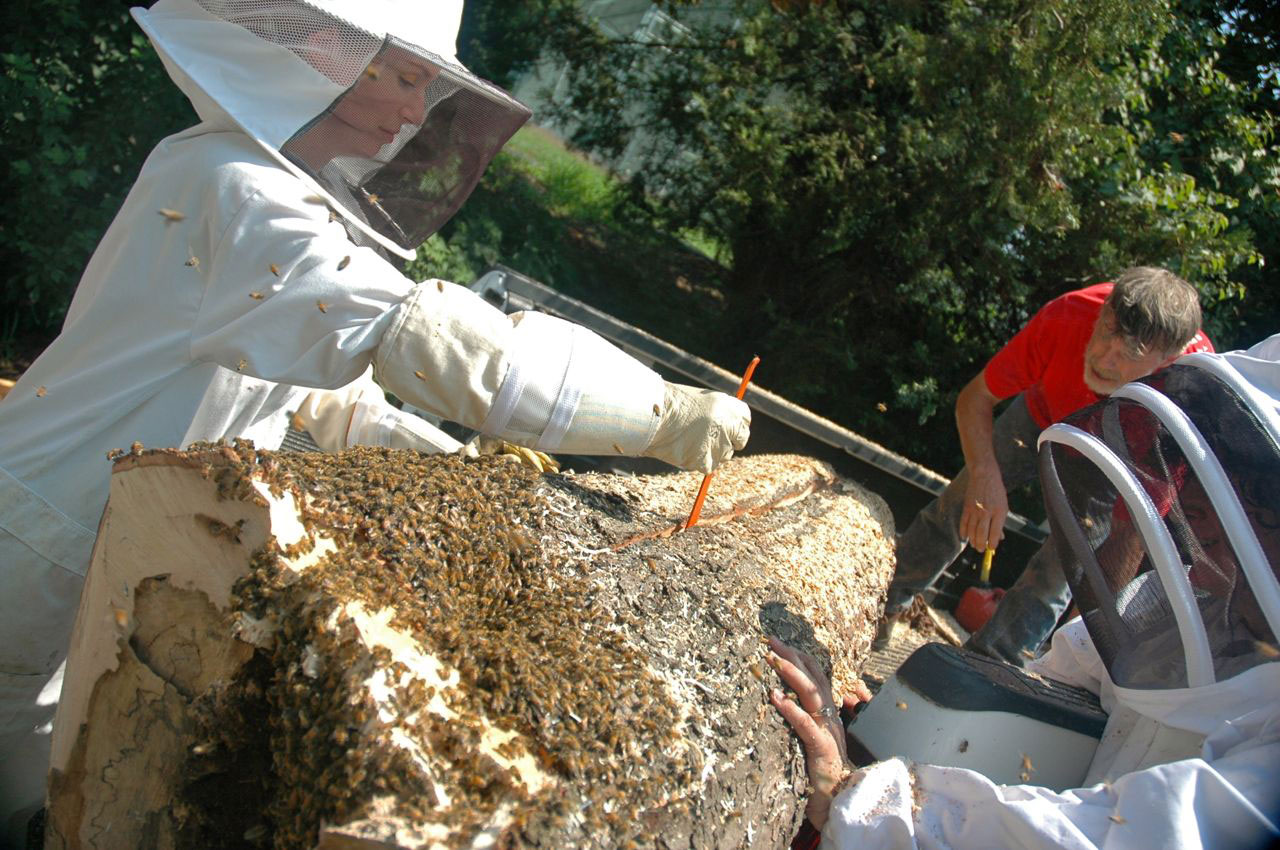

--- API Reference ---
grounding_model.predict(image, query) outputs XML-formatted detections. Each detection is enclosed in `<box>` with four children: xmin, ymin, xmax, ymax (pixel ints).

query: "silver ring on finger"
<box><xmin>809</xmin><ymin>705</ymin><xmax>839</xmax><ymax>720</ymax></box>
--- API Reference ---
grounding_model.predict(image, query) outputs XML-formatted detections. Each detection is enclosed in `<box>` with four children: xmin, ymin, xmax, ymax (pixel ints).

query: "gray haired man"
<box><xmin>879</xmin><ymin>268</ymin><xmax>1214</xmax><ymax>663</ymax></box>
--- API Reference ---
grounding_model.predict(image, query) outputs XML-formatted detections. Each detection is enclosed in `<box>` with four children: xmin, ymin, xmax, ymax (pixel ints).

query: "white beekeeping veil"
<box><xmin>132</xmin><ymin>0</ymin><xmax>531</xmax><ymax>259</ymax></box>
<box><xmin>1038</xmin><ymin>352</ymin><xmax>1280</xmax><ymax>692</ymax></box>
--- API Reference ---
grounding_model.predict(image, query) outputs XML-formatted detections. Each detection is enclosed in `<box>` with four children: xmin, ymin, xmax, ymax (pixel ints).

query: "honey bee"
<box><xmin>652</xmin><ymin>404</ymin><xmax>661</xmax><ymax>416</ymax></box>
<box><xmin>364</xmin><ymin>65</ymin><xmax>381</xmax><ymax>80</ymax></box>
<box><xmin>896</xmin><ymin>700</ymin><xmax>908</xmax><ymax>711</ymax></box>
<box><xmin>876</xmin><ymin>402</ymin><xmax>887</xmax><ymax>412</ymax></box>
<box><xmin>269</xmin><ymin>263</ymin><xmax>281</xmax><ymax>277</ymax></box>
<box><xmin>157</xmin><ymin>208</ymin><xmax>185</xmax><ymax>222</ymax></box>
<box><xmin>329</xmin><ymin>208</ymin><xmax>340</xmax><ymax>222</ymax></box>
<box><xmin>316</xmin><ymin>301</ymin><xmax>329</xmax><ymax>313</ymax></box>
<box><xmin>414</xmin><ymin>370</ymin><xmax>427</xmax><ymax>381</ymax></box>
<box><xmin>1108</xmin><ymin>814</ymin><xmax>1126</xmax><ymax>825</ymax></box>
<box><xmin>398</xmin><ymin>72</ymin><xmax>418</xmax><ymax>86</ymax></box>
<box><xmin>237</xmin><ymin>359</ymin><xmax>247</xmax><ymax>372</ymax></box>
<box><xmin>337</xmin><ymin>255</ymin><xmax>351</xmax><ymax>271</ymax></box>
<box><xmin>367</xmin><ymin>193</ymin><xmax>380</xmax><ymax>205</ymax></box>
<box><xmin>249</xmin><ymin>291</ymin><xmax>265</xmax><ymax>300</ymax></box>
<box><xmin>303</xmin><ymin>194</ymin><xmax>326</xmax><ymax>205</ymax></box>
<box><xmin>35</xmin><ymin>386</ymin><xmax>47</xmax><ymax>398</ymax></box>
<box><xmin>436</xmin><ymin>280</ymin><xmax>444</xmax><ymax>293</ymax></box>
<box><xmin>185</xmin><ymin>256</ymin><xmax>200</xmax><ymax>268</ymax></box>
<box><xmin>612</xmin><ymin>443</ymin><xmax>624</xmax><ymax>454</ymax></box>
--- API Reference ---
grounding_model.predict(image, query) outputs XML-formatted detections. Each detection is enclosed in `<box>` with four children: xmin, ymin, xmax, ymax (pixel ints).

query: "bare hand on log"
<box><xmin>766</xmin><ymin>638</ymin><xmax>871</xmax><ymax>829</ymax></box>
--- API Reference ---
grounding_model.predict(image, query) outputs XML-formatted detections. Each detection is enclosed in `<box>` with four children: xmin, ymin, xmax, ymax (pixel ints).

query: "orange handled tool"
<box><xmin>684</xmin><ymin>355</ymin><xmax>760</xmax><ymax>530</ymax></box>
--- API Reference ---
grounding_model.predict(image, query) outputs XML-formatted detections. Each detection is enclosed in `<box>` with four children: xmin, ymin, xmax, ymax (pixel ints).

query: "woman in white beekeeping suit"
<box><xmin>768</xmin><ymin>335</ymin><xmax>1280</xmax><ymax>849</ymax></box>
<box><xmin>0</xmin><ymin>0</ymin><xmax>750</xmax><ymax>840</ymax></box>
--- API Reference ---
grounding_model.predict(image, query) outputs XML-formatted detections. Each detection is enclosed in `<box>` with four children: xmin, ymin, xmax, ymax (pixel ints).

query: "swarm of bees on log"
<box><xmin>178</xmin><ymin>441</ymin><xmax>697</xmax><ymax>850</ymax></box>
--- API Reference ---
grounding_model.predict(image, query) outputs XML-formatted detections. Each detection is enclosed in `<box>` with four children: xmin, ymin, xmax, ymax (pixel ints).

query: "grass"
<box><xmin>503</xmin><ymin>127</ymin><xmax>615</xmax><ymax>221</ymax></box>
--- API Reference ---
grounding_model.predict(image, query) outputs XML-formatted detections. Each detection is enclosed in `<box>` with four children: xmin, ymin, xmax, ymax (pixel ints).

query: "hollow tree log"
<box><xmin>44</xmin><ymin>445</ymin><xmax>894</xmax><ymax>850</ymax></box>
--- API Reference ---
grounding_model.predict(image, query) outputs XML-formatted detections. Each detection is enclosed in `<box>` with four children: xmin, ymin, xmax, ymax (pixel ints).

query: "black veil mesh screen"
<box><xmin>1041</xmin><ymin>364</ymin><xmax>1280</xmax><ymax>690</ymax></box>
<box><xmin>282</xmin><ymin>36</ymin><xmax>530</xmax><ymax>251</ymax></box>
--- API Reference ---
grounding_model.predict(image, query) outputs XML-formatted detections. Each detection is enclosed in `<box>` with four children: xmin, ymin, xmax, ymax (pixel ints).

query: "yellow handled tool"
<box><xmin>979</xmin><ymin>547</ymin><xmax>995</xmax><ymax>584</ymax></box>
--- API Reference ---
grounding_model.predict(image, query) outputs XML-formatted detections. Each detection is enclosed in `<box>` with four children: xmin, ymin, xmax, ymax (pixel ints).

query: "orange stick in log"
<box><xmin>684</xmin><ymin>355</ymin><xmax>760</xmax><ymax>530</ymax></box>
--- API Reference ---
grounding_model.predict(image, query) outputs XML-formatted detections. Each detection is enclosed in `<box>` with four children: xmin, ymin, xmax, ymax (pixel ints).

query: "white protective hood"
<box><xmin>821</xmin><ymin>337</ymin><xmax>1280</xmax><ymax>849</ymax></box>
<box><xmin>132</xmin><ymin>0</ymin><xmax>529</xmax><ymax>259</ymax></box>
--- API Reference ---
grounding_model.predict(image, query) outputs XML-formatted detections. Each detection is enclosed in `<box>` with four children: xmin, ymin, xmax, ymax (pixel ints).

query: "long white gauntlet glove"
<box><xmin>295</xmin><ymin>367</ymin><xmax>464</xmax><ymax>453</ymax></box>
<box><xmin>374</xmin><ymin>280</ymin><xmax>751</xmax><ymax>472</ymax></box>
<box><xmin>645</xmin><ymin>382</ymin><xmax>751</xmax><ymax>473</ymax></box>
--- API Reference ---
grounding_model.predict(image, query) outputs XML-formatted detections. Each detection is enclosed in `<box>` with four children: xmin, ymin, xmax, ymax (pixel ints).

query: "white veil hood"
<box><xmin>132</xmin><ymin>0</ymin><xmax>529</xmax><ymax>260</ymax></box>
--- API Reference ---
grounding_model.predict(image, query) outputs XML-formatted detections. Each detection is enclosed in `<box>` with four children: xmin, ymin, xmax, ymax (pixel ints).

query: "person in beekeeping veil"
<box><xmin>0</xmin><ymin>1</ymin><xmax>750</xmax><ymax>841</ymax></box>
<box><xmin>770</xmin><ymin>335</ymin><xmax>1280</xmax><ymax>850</ymax></box>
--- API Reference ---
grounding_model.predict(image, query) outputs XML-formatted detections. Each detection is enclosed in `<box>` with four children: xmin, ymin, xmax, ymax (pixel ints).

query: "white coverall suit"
<box><xmin>0</xmin><ymin>0</ymin><xmax>750</xmax><ymax>840</ymax></box>
<box><xmin>821</xmin><ymin>337</ymin><xmax>1280</xmax><ymax>849</ymax></box>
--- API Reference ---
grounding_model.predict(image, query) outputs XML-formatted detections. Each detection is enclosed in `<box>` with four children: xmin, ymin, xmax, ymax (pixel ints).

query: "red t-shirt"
<box><xmin>983</xmin><ymin>283</ymin><xmax>1214</xmax><ymax>428</ymax></box>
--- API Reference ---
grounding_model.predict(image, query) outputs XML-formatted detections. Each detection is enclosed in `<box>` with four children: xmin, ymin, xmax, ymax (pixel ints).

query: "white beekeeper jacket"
<box><xmin>822</xmin><ymin>336</ymin><xmax>1280</xmax><ymax>850</ymax></box>
<box><xmin>0</xmin><ymin>0</ymin><xmax>748</xmax><ymax>836</ymax></box>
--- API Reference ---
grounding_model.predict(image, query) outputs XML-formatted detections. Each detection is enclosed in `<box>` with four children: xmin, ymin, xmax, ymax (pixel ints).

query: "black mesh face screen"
<box><xmin>281</xmin><ymin>36</ymin><xmax>531</xmax><ymax>251</ymax></box>
<box><xmin>1041</xmin><ymin>364</ymin><xmax>1280</xmax><ymax>690</ymax></box>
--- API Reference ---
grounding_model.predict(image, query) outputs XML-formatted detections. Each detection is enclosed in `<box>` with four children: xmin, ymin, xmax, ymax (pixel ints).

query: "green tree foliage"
<box><xmin>457</xmin><ymin>0</ymin><xmax>578</xmax><ymax>88</ymax></box>
<box><xmin>541</xmin><ymin>0</ymin><xmax>1279</xmax><ymax>470</ymax></box>
<box><xmin>1143</xmin><ymin>0</ymin><xmax>1280</xmax><ymax>347</ymax></box>
<box><xmin>1</xmin><ymin>1</ymin><xmax>195</xmax><ymax>343</ymax></box>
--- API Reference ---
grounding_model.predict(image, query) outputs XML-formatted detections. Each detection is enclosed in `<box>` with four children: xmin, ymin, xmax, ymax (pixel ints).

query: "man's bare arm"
<box><xmin>956</xmin><ymin>372</ymin><xmax>1008</xmax><ymax>552</ymax></box>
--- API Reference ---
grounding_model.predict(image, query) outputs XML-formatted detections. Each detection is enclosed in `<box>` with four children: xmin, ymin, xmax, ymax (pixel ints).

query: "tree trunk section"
<box><xmin>45</xmin><ymin>446</ymin><xmax>894</xmax><ymax>850</ymax></box>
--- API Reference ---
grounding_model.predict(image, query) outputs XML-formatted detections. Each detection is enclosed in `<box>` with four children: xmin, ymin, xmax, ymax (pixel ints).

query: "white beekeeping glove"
<box><xmin>374</xmin><ymin>280</ymin><xmax>751</xmax><ymax>472</ymax></box>
<box><xmin>644</xmin><ymin>383</ymin><xmax>751</xmax><ymax>473</ymax></box>
<box><xmin>294</xmin><ymin>367</ymin><xmax>465</xmax><ymax>454</ymax></box>
<box><xmin>350</xmin><ymin>402</ymin><xmax>464</xmax><ymax>453</ymax></box>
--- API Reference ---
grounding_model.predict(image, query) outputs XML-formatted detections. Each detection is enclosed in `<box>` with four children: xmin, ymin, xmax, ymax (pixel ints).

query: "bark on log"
<box><xmin>45</xmin><ymin>445</ymin><xmax>895</xmax><ymax>850</ymax></box>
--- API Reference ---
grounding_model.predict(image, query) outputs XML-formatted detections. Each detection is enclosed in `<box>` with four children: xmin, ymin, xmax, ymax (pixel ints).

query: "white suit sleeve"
<box><xmin>188</xmin><ymin>161</ymin><xmax>410</xmax><ymax>390</ymax></box>
<box><xmin>823</xmin><ymin>747</ymin><xmax>1279</xmax><ymax>850</ymax></box>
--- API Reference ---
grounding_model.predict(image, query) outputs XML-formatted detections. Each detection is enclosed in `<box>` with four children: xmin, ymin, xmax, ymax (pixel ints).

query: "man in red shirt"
<box><xmin>878</xmin><ymin>267</ymin><xmax>1214</xmax><ymax>664</ymax></box>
